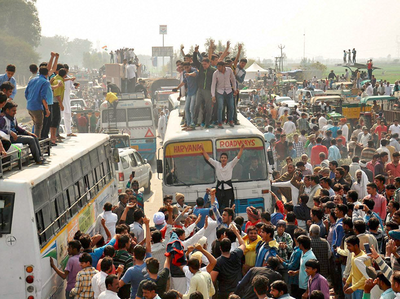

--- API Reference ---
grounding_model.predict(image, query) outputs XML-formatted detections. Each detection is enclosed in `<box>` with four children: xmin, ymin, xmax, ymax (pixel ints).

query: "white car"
<box><xmin>275</xmin><ymin>96</ymin><xmax>298</xmax><ymax>108</ymax></box>
<box><xmin>115</xmin><ymin>147</ymin><xmax>152</xmax><ymax>194</ymax></box>
<box><xmin>296</xmin><ymin>89</ymin><xmax>324</xmax><ymax>99</ymax></box>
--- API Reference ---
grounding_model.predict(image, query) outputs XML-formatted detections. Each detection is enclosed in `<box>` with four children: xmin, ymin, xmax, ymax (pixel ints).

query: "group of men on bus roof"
<box><xmin>175</xmin><ymin>41</ymin><xmax>247</xmax><ymax>130</ymax></box>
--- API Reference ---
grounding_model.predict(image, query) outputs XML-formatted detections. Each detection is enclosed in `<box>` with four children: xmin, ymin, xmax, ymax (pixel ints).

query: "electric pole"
<box><xmin>278</xmin><ymin>44</ymin><xmax>285</xmax><ymax>72</ymax></box>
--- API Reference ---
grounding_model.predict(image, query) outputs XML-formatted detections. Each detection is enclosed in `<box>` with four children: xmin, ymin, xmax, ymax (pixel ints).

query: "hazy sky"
<box><xmin>36</xmin><ymin>0</ymin><xmax>400</xmax><ymax>61</ymax></box>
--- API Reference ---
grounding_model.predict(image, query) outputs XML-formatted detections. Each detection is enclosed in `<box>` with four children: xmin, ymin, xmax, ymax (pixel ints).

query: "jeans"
<box><xmin>368</xmin><ymin>69</ymin><xmax>372</xmax><ymax>80</ymax></box>
<box><xmin>341</xmin><ymin>264</ymin><xmax>351</xmax><ymax>299</ymax></box>
<box><xmin>15</xmin><ymin>135</ymin><xmax>42</xmax><ymax>162</ymax></box>
<box><xmin>194</xmin><ymin>89</ymin><xmax>213</xmax><ymax>126</ymax></box>
<box><xmin>217</xmin><ymin>92</ymin><xmax>234</xmax><ymax>124</ymax></box>
<box><xmin>28</xmin><ymin>110</ymin><xmax>44</xmax><ymax>138</ymax></box>
<box><xmin>216</xmin><ymin>188</ymin><xmax>234</xmax><ymax>213</ymax></box>
<box><xmin>41</xmin><ymin>104</ymin><xmax>52</xmax><ymax>139</ymax></box>
<box><xmin>184</xmin><ymin>94</ymin><xmax>196</xmax><ymax>126</ymax></box>
<box><xmin>352</xmin><ymin>289</ymin><xmax>363</xmax><ymax>299</ymax></box>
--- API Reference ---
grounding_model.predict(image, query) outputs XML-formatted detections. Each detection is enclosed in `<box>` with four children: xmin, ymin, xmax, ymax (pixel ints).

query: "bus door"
<box><xmin>215</xmin><ymin>137</ymin><xmax>269</xmax><ymax>216</ymax></box>
<box><xmin>163</xmin><ymin>140</ymin><xmax>215</xmax><ymax>205</ymax></box>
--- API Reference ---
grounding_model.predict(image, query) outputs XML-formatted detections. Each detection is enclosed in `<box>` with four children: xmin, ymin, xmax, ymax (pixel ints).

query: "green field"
<box><xmin>322</xmin><ymin>64</ymin><xmax>400</xmax><ymax>83</ymax></box>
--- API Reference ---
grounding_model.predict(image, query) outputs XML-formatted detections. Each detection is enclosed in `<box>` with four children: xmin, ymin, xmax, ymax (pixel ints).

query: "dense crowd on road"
<box><xmin>3</xmin><ymin>46</ymin><xmax>400</xmax><ymax>299</ymax></box>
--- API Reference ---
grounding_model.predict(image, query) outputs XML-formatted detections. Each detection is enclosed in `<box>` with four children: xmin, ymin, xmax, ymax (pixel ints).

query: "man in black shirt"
<box><xmin>192</xmin><ymin>46</ymin><xmax>216</xmax><ymax>128</ymax></box>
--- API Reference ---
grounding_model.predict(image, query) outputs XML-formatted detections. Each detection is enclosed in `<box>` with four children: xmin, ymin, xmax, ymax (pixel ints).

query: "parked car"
<box><xmin>115</xmin><ymin>147</ymin><xmax>152</xmax><ymax>194</ymax></box>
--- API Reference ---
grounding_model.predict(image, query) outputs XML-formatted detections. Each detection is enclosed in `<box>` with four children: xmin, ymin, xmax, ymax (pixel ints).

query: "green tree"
<box><xmin>0</xmin><ymin>35</ymin><xmax>39</xmax><ymax>83</ymax></box>
<box><xmin>82</xmin><ymin>51</ymin><xmax>108</xmax><ymax>70</ymax></box>
<box><xmin>36</xmin><ymin>35</ymin><xmax>70</xmax><ymax>61</ymax></box>
<box><xmin>231</xmin><ymin>42</ymin><xmax>247</xmax><ymax>60</ymax></box>
<box><xmin>0</xmin><ymin>0</ymin><xmax>41</xmax><ymax>47</ymax></box>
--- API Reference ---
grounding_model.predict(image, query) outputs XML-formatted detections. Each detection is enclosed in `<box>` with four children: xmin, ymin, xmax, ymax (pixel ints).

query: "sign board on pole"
<box><xmin>159</xmin><ymin>25</ymin><xmax>167</xmax><ymax>35</ymax></box>
<box><xmin>152</xmin><ymin>46</ymin><xmax>174</xmax><ymax>57</ymax></box>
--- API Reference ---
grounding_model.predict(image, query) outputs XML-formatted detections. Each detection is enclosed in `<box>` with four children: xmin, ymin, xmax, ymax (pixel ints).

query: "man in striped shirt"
<box><xmin>70</xmin><ymin>253</ymin><xmax>98</xmax><ymax>299</ymax></box>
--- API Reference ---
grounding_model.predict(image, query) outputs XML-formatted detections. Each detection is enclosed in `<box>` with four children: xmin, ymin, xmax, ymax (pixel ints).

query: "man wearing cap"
<box><xmin>153</xmin><ymin>212</ymin><xmax>166</xmax><ymax>231</ymax></box>
<box><xmin>174</xmin><ymin>193</ymin><xmax>188</xmax><ymax>213</ymax></box>
<box><xmin>274</xmin><ymin>220</ymin><xmax>293</xmax><ymax>263</ymax></box>
<box><xmin>245</xmin><ymin>207</ymin><xmax>261</xmax><ymax>232</ymax></box>
<box><xmin>387</xmin><ymin>230</ymin><xmax>400</xmax><ymax>271</ymax></box>
<box><xmin>200</xmin><ymin>143</ymin><xmax>245</xmax><ymax>212</ymax></box>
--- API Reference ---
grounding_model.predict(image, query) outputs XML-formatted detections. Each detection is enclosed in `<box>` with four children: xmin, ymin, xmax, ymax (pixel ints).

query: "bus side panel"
<box><xmin>39</xmin><ymin>179</ymin><xmax>117</xmax><ymax>299</ymax></box>
<box><xmin>130</xmin><ymin>138</ymin><xmax>156</xmax><ymax>161</ymax></box>
<box><xmin>0</xmin><ymin>183</ymin><xmax>40</xmax><ymax>299</ymax></box>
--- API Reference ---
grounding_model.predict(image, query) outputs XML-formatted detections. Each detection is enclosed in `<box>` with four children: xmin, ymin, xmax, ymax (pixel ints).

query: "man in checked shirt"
<box><xmin>70</xmin><ymin>253</ymin><xmax>98</xmax><ymax>299</ymax></box>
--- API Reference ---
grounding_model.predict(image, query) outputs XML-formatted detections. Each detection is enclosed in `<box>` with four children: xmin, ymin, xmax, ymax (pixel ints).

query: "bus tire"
<box><xmin>144</xmin><ymin>175</ymin><xmax>151</xmax><ymax>194</ymax></box>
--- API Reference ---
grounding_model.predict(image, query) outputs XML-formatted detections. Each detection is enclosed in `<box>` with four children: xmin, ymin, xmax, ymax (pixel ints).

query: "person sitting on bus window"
<box><xmin>200</xmin><ymin>143</ymin><xmax>245</xmax><ymax>212</ymax></box>
<box><xmin>0</xmin><ymin>101</ymin><xmax>46</xmax><ymax>164</ymax></box>
<box><xmin>244</xmin><ymin>156</ymin><xmax>264</xmax><ymax>180</ymax></box>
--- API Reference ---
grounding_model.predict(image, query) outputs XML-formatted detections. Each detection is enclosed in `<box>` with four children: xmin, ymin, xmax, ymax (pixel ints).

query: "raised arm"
<box><xmin>230</xmin><ymin>223</ymin><xmax>245</xmax><ymax>251</ymax></box>
<box><xmin>200</xmin><ymin>143</ymin><xmax>210</xmax><ymax>161</ymax></box>
<box><xmin>143</xmin><ymin>216</ymin><xmax>151</xmax><ymax>253</ymax></box>
<box><xmin>47</xmin><ymin>52</ymin><xmax>55</xmax><ymax>72</ymax></box>
<box><xmin>180</xmin><ymin>45</ymin><xmax>185</xmax><ymax>58</ymax></box>
<box><xmin>237</xmin><ymin>143</ymin><xmax>245</xmax><ymax>159</ymax></box>
<box><xmin>195</xmin><ymin>243</ymin><xmax>217</xmax><ymax>273</ymax></box>
<box><xmin>101</xmin><ymin>218</ymin><xmax>112</xmax><ymax>241</ymax></box>
<box><xmin>192</xmin><ymin>45</ymin><xmax>201</xmax><ymax>69</ymax></box>
<box><xmin>233</xmin><ymin>44</ymin><xmax>242</xmax><ymax>67</ymax></box>
<box><xmin>218</xmin><ymin>41</ymin><xmax>231</xmax><ymax>62</ymax></box>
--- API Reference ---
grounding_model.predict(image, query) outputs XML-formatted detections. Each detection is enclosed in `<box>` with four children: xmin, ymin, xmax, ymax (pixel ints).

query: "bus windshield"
<box><xmin>164</xmin><ymin>140</ymin><xmax>215</xmax><ymax>186</ymax></box>
<box><xmin>216</xmin><ymin>137</ymin><xmax>267</xmax><ymax>182</ymax></box>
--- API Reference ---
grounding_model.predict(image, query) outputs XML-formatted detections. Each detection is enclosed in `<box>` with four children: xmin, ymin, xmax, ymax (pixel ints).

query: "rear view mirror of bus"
<box><xmin>157</xmin><ymin>160</ymin><xmax>163</xmax><ymax>174</ymax></box>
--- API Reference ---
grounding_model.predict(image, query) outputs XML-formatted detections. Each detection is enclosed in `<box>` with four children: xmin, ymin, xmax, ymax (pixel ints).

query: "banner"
<box><xmin>165</xmin><ymin>141</ymin><xmax>212</xmax><ymax>158</ymax></box>
<box><xmin>216</xmin><ymin>138</ymin><xmax>264</xmax><ymax>151</ymax></box>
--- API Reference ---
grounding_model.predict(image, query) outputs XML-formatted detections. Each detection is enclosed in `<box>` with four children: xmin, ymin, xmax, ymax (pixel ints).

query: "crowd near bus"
<box><xmin>3</xmin><ymin>43</ymin><xmax>400</xmax><ymax>299</ymax></box>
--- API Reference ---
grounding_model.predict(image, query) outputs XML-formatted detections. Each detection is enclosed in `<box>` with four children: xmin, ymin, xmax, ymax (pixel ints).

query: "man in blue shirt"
<box><xmin>25</xmin><ymin>66</ymin><xmax>51</xmax><ymax>138</ymax></box>
<box><xmin>176</xmin><ymin>62</ymin><xmax>198</xmax><ymax>130</ymax></box>
<box><xmin>293</xmin><ymin>235</ymin><xmax>316</xmax><ymax>297</ymax></box>
<box><xmin>193</xmin><ymin>188</ymin><xmax>219</xmax><ymax>228</ymax></box>
<box><xmin>0</xmin><ymin>64</ymin><xmax>17</xmax><ymax>99</ymax></box>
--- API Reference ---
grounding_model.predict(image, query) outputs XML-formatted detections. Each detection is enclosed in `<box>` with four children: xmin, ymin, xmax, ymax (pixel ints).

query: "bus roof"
<box><xmin>163</xmin><ymin>110</ymin><xmax>264</xmax><ymax>144</ymax></box>
<box><xmin>2</xmin><ymin>134</ymin><xmax>110</xmax><ymax>186</ymax></box>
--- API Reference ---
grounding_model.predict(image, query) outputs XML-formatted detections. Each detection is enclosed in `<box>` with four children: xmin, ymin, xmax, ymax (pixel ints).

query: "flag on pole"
<box><xmin>102</xmin><ymin>45</ymin><xmax>108</xmax><ymax>51</ymax></box>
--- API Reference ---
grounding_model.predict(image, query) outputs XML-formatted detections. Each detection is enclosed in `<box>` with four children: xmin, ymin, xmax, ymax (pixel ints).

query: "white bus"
<box><xmin>157</xmin><ymin>110</ymin><xmax>273</xmax><ymax>215</ymax></box>
<box><xmin>0</xmin><ymin>134</ymin><xmax>118</xmax><ymax>299</ymax></box>
<box><xmin>99</xmin><ymin>93</ymin><xmax>157</xmax><ymax>161</ymax></box>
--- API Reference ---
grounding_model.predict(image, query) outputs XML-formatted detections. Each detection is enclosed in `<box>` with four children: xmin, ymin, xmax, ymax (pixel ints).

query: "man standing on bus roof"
<box><xmin>200</xmin><ymin>143</ymin><xmax>245</xmax><ymax>213</ymax></box>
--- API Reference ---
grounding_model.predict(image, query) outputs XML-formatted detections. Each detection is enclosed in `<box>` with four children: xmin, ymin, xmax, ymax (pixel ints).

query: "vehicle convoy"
<box><xmin>0</xmin><ymin>134</ymin><xmax>117</xmax><ymax>299</ymax></box>
<box><xmin>149</xmin><ymin>78</ymin><xmax>180</xmax><ymax>109</ymax></box>
<box><xmin>157</xmin><ymin>109</ymin><xmax>273</xmax><ymax>216</ymax></box>
<box><xmin>99</xmin><ymin>92</ymin><xmax>157</xmax><ymax>161</ymax></box>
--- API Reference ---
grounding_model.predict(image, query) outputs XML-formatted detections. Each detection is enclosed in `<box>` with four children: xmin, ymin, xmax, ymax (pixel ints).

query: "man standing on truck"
<box><xmin>200</xmin><ymin>143</ymin><xmax>245</xmax><ymax>212</ymax></box>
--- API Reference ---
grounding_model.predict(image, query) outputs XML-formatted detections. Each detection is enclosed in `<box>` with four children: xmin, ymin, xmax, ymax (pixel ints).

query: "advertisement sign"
<box><xmin>159</xmin><ymin>25</ymin><xmax>167</xmax><ymax>35</ymax></box>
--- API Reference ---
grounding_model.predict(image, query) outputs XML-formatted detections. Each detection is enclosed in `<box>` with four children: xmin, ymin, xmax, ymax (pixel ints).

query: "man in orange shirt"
<box><xmin>375</xmin><ymin>122</ymin><xmax>387</xmax><ymax>139</ymax></box>
<box><xmin>386</xmin><ymin>152</ymin><xmax>400</xmax><ymax>184</ymax></box>
<box><xmin>310</xmin><ymin>137</ymin><xmax>328</xmax><ymax>166</ymax></box>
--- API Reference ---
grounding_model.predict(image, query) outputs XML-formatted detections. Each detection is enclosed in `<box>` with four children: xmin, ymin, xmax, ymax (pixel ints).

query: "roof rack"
<box><xmin>0</xmin><ymin>138</ymin><xmax>51</xmax><ymax>178</ymax></box>
<box><xmin>118</xmin><ymin>92</ymin><xmax>146</xmax><ymax>101</ymax></box>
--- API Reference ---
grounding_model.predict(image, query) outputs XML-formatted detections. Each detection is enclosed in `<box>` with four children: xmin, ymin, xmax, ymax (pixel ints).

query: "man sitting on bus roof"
<box><xmin>200</xmin><ymin>143</ymin><xmax>245</xmax><ymax>213</ymax></box>
<box><xmin>0</xmin><ymin>101</ymin><xmax>46</xmax><ymax>164</ymax></box>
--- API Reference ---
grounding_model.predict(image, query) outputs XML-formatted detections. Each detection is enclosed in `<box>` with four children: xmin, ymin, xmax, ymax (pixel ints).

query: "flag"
<box><xmin>102</xmin><ymin>45</ymin><xmax>108</xmax><ymax>51</ymax></box>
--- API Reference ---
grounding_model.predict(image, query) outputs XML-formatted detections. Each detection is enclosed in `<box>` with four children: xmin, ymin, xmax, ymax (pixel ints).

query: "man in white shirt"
<box><xmin>201</xmin><ymin>143</ymin><xmax>245</xmax><ymax>212</ymax></box>
<box><xmin>283</xmin><ymin>116</ymin><xmax>296</xmax><ymax>135</ymax></box>
<box><xmin>92</xmin><ymin>257</ymin><xmax>116</xmax><ymax>299</ymax></box>
<box><xmin>318</xmin><ymin>114</ymin><xmax>327</xmax><ymax>130</ymax></box>
<box><xmin>389</xmin><ymin>120</ymin><xmax>400</xmax><ymax>135</ymax></box>
<box><xmin>129</xmin><ymin>209</ymin><xmax>145</xmax><ymax>242</ymax></box>
<box><xmin>95</xmin><ymin>203</ymin><xmax>118</xmax><ymax>241</ymax></box>
<box><xmin>390</xmin><ymin>134</ymin><xmax>400</xmax><ymax>152</ymax></box>
<box><xmin>385</xmin><ymin>82</ymin><xmax>392</xmax><ymax>95</ymax></box>
<box><xmin>62</xmin><ymin>65</ymin><xmax>77</xmax><ymax>137</ymax></box>
<box><xmin>366</xmin><ymin>82</ymin><xmax>373</xmax><ymax>96</ymax></box>
<box><xmin>126</xmin><ymin>61</ymin><xmax>137</xmax><ymax>92</ymax></box>
<box><xmin>340</xmin><ymin>118</ymin><xmax>349</xmax><ymax>141</ymax></box>
<box><xmin>357</xmin><ymin>127</ymin><xmax>371</xmax><ymax>147</ymax></box>
<box><xmin>157</xmin><ymin>111</ymin><xmax>166</xmax><ymax>143</ymax></box>
<box><xmin>99</xmin><ymin>274</ymin><xmax>121</xmax><ymax>299</ymax></box>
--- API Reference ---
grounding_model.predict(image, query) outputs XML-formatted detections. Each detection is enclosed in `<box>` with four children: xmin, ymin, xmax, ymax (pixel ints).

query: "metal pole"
<box><xmin>162</xmin><ymin>34</ymin><xmax>165</xmax><ymax>74</ymax></box>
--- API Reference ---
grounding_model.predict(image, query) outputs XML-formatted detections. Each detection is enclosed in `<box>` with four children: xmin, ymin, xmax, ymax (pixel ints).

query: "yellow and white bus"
<box><xmin>0</xmin><ymin>134</ymin><xmax>118</xmax><ymax>299</ymax></box>
<box><xmin>158</xmin><ymin>110</ymin><xmax>272</xmax><ymax>216</ymax></box>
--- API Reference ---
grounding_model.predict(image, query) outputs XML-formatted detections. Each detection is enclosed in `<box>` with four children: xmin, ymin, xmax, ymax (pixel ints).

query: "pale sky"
<box><xmin>36</xmin><ymin>0</ymin><xmax>400</xmax><ymax>61</ymax></box>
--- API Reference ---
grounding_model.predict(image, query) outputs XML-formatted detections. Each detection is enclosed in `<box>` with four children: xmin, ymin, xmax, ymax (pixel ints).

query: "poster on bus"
<box><xmin>165</xmin><ymin>140</ymin><xmax>212</xmax><ymax>157</ymax></box>
<box><xmin>216</xmin><ymin>138</ymin><xmax>264</xmax><ymax>151</ymax></box>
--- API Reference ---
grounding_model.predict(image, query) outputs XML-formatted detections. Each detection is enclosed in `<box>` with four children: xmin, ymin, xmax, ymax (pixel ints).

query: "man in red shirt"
<box><xmin>375</xmin><ymin>123</ymin><xmax>387</xmax><ymax>139</ymax></box>
<box><xmin>386</xmin><ymin>152</ymin><xmax>400</xmax><ymax>184</ymax></box>
<box><xmin>310</xmin><ymin>137</ymin><xmax>328</xmax><ymax>166</ymax></box>
<box><xmin>275</xmin><ymin>134</ymin><xmax>288</xmax><ymax>168</ymax></box>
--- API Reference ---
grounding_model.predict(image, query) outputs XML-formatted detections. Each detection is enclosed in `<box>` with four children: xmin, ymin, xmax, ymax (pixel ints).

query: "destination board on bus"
<box><xmin>216</xmin><ymin>138</ymin><xmax>264</xmax><ymax>151</ymax></box>
<box><xmin>165</xmin><ymin>140</ymin><xmax>212</xmax><ymax>157</ymax></box>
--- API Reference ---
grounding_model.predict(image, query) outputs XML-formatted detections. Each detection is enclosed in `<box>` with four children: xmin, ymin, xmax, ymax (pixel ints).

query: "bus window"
<box><xmin>71</xmin><ymin>159</ymin><xmax>83</xmax><ymax>183</ymax></box>
<box><xmin>102</xmin><ymin>109</ymin><xmax>126</xmax><ymax>123</ymax></box>
<box><xmin>164</xmin><ymin>141</ymin><xmax>215</xmax><ymax>186</ymax></box>
<box><xmin>48</xmin><ymin>173</ymin><xmax>62</xmax><ymax>199</ymax></box>
<box><xmin>0</xmin><ymin>193</ymin><xmax>15</xmax><ymax>235</ymax></box>
<box><xmin>90</xmin><ymin>149</ymin><xmax>100</xmax><ymax>168</ymax></box>
<box><xmin>127</xmin><ymin>108</ymin><xmax>152</xmax><ymax>122</ymax></box>
<box><xmin>33</xmin><ymin>180</ymin><xmax>50</xmax><ymax>210</ymax></box>
<box><xmin>216</xmin><ymin>138</ymin><xmax>267</xmax><ymax>182</ymax></box>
